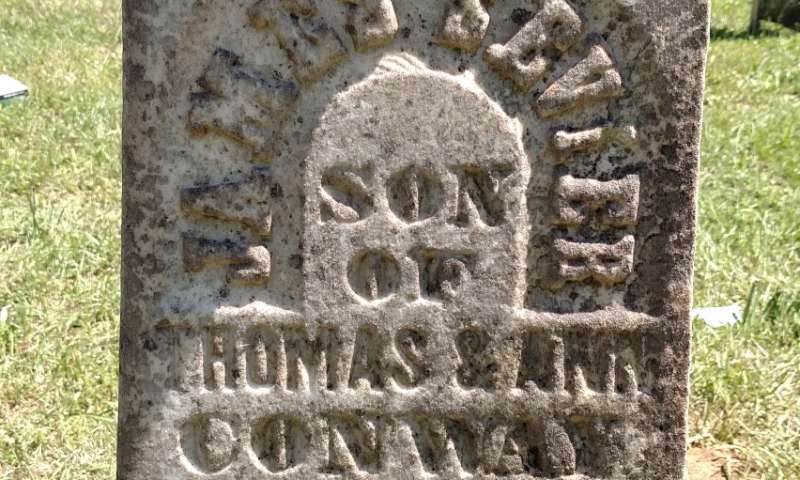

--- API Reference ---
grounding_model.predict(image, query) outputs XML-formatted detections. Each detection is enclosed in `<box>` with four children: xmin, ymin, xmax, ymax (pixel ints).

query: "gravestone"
<box><xmin>750</xmin><ymin>0</ymin><xmax>800</xmax><ymax>32</ymax></box>
<box><xmin>119</xmin><ymin>0</ymin><xmax>709</xmax><ymax>478</ymax></box>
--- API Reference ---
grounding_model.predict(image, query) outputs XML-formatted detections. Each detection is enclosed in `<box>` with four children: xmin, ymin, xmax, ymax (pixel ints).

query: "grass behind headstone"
<box><xmin>691</xmin><ymin>1</ymin><xmax>800</xmax><ymax>477</ymax></box>
<box><xmin>0</xmin><ymin>1</ymin><xmax>121</xmax><ymax>478</ymax></box>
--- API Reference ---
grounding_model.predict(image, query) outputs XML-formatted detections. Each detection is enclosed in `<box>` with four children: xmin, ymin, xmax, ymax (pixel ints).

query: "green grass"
<box><xmin>689</xmin><ymin>2</ymin><xmax>800</xmax><ymax>477</ymax></box>
<box><xmin>0</xmin><ymin>0</ymin><xmax>798</xmax><ymax>478</ymax></box>
<box><xmin>0</xmin><ymin>1</ymin><xmax>121</xmax><ymax>478</ymax></box>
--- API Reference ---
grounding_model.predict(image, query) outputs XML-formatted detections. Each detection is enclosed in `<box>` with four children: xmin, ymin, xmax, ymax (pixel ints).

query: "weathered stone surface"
<box><xmin>120</xmin><ymin>0</ymin><xmax>709</xmax><ymax>478</ymax></box>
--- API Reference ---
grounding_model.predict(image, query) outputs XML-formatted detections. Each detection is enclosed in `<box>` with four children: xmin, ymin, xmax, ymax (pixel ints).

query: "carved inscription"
<box><xmin>164</xmin><ymin>320</ymin><xmax>657</xmax><ymax>396</ymax></box>
<box><xmin>414</xmin><ymin>249</ymin><xmax>474</xmax><ymax>301</ymax></box>
<box><xmin>536</xmin><ymin>45</ymin><xmax>624</xmax><ymax>118</ymax></box>
<box><xmin>319</xmin><ymin>167</ymin><xmax>374</xmax><ymax>223</ymax></box>
<box><xmin>553</xmin><ymin>124</ymin><xmax>638</xmax><ymax>153</ymax></box>
<box><xmin>553</xmin><ymin>175</ymin><xmax>640</xmax><ymax>228</ymax></box>
<box><xmin>165</xmin><ymin>323</ymin><xmax>434</xmax><ymax>392</ymax></box>
<box><xmin>436</xmin><ymin>0</ymin><xmax>493</xmax><ymax>52</ymax></box>
<box><xmin>342</xmin><ymin>0</ymin><xmax>399</xmax><ymax>51</ymax></box>
<box><xmin>543</xmin><ymin>118</ymin><xmax>640</xmax><ymax>292</ymax></box>
<box><xmin>179</xmin><ymin>172</ymin><xmax>279</xmax><ymax>285</ymax></box>
<box><xmin>180</xmin><ymin>415</ymin><xmax>236</xmax><ymax>473</ymax></box>
<box><xmin>251</xmin><ymin>415</ymin><xmax>311</xmax><ymax>472</ymax></box>
<box><xmin>387</xmin><ymin>166</ymin><xmax>443</xmax><ymax>223</ymax></box>
<box><xmin>165</xmin><ymin>318</ymin><xmax>660</xmax><ymax>475</ymax></box>
<box><xmin>181</xmin><ymin>172</ymin><xmax>274</xmax><ymax>237</ymax></box>
<box><xmin>484</xmin><ymin>0</ymin><xmax>583</xmax><ymax>91</ymax></box>
<box><xmin>449</xmin><ymin>164</ymin><xmax>514</xmax><ymax>227</ymax></box>
<box><xmin>188</xmin><ymin>49</ymin><xmax>299</xmax><ymax>160</ymax></box>
<box><xmin>326</xmin><ymin>414</ymin><xmax>382</xmax><ymax>473</ymax></box>
<box><xmin>248</xmin><ymin>0</ymin><xmax>348</xmax><ymax>85</ymax></box>
<box><xmin>179</xmin><ymin>413</ymin><xmax>641</xmax><ymax>476</ymax></box>
<box><xmin>347</xmin><ymin>249</ymin><xmax>401</xmax><ymax>301</ymax></box>
<box><xmin>319</xmin><ymin>162</ymin><xmax>515</xmax><ymax>227</ymax></box>
<box><xmin>402</xmin><ymin>416</ymin><xmax>480</xmax><ymax>475</ymax></box>
<box><xmin>183</xmin><ymin>236</ymin><xmax>271</xmax><ymax>285</ymax></box>
<box><xmin>481</xmin><ymin>419</ymin><xmax>577</xmax><ymax>476</ymax></box>
<box><xmin>152</xmin><ymin>0</ymin><xmax>689</xmax><ymax>476</ymax></box>
<box><xmin>546</xmin><ymin>236</ymin><xmax>635</xmax><ymax>290</ymax></box>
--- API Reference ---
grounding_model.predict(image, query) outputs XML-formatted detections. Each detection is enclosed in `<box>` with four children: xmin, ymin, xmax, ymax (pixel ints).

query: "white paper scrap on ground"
<box><xmin>0</xmin><ymin>75</ymin><xmax>29</xmax><ymax>100</ymax></box>
<box><xmin>692</xmin><ymin>305</ymin><xmax>742</xmax><ymax>327</ymax></box>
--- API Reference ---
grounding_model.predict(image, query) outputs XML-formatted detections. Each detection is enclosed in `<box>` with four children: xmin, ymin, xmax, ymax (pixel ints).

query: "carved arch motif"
<box><xmin>181</xmin><ymin>0</ymin><xmax>635</xmax><ymax>299</ymax></box>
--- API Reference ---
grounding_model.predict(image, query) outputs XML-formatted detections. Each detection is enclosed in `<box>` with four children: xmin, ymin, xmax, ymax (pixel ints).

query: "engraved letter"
<box><xmin>283</xmin><ymin>327</ymin><xmax>316</xmax><ymax>391</ymax></box>
<box><xmin>349</xmin><ymin>325</ymin><xmax>386</xmax><ymax>390</ymax></box>
<box><xmin>320</xmin><ymin>167</ymin><xmax>374</xmax><ymax>223</ymax></box>
<box><xmin>484</xmin><ymin>0</ymin><xmax>583</xmax><ymax>91</ymax></box>
<box><xmin>552</xmin><ymin>175</ymin><xmax>640</xmax><ymax>228</ymax></box>
<box><xmin>545</xmin><ymin>235</ymin><xmax>635</xmax><ymax>289</ymax></box>
<box><xmin>553</xmin><ymin>124</ymin><xmax>637</xmax><ymax>153</ymax></box>
<box><xmin>180</xmin><ymin>416</ymin><xmax>236</xmax><ymax>473</ymax></box>
<box><xmin>252</xmin><ymin>416</ymin><xmax>311</xmax><ymax>472</ymax></box>
<box><xmin>449</xmin><ymin>165</ymin><xmax>514</xmax><ymax>227</ymax></box>
<box><xmin>347</xmin><ymin>250</ymin><xmax>401</xmax><ymax>301</ymax></box>
<box><xmin>181</xmin><ymin>171</ymin><xmax>275</xmax><ymax>237</ymax></box>
<box><xmin>387</xmin><ymin>166</ymin><xmax>444</xmax><ymax>223</ymax></box>
<box><xmin>342</xmin><ymin>0</ymin><xmax>398</xmax><ymax>51</ymax></box>
<box><xmin>481</xmin><ymin>419</ymin><xmax>574</xmax><ymax>476</ymax></box>
<box><xmin>436</xmin><ymin>0</ymin><xmax>492</xmax><ymax>52</ymax></box>
<box><xmin>541</xmin><ymin>420</ymin><xmax>577</xmax><ymax>476</ymax></box>
<box><xmin>392</xmin><ymin>328</ymin><xmax>431</xmax><ymax>387</ymax></box>
<box><xmin>188</xmin><ymin>49</ymin><xmax>299</xmax><ymax>161</ymax></box>
<box><xmin>456</xmin><ymin>328</ymin><xmax>500</xmax><ymax>389</ymax></box>
<box><xmin>249</xmin><ymin>0</ymin><xmax>347</xmax><ymax>85</ymax></box>
<box><xmin>482</xmin><ymin>424</ymin><xmax>525</xmax><ymax>475</ymax></box>
<box><xmin>245</xmin><ymin>325</ymin><xmax>280</xmax><ymax>387</ymax></box>
<box><xmin>536</xmin><ymin>45</ymin><xmax>624</xmax><ymax>118</ymax></box>
<box><xmin>400</xmin><ymin>418</ymin><xmax>479</xmax><ymax>475</ymax></box>
<box><xmin>413</xmin><ymin>249</ymin><xmax>474</xmax><ymax>301</ymax></box>
<box><xmin>201</xmin><ymin>328</ymin><xmax>238</xmax><ymax>390</ymax></box>
<box><xmin>183</xmin><ymin>235</ymin><xmax>271</xmax><ymax>285</ymax></box>
<box><xmin>515</xmin><ymin>332</ymin><xmax>561</xmax><ymax>391</ymax></box>
<box><xmin>326</xmin><ymin>415</ymin><xmax>381</xmax><ymax>473</ymax></box>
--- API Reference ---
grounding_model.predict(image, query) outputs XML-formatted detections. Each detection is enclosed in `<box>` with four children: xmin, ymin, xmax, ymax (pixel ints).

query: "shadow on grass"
<box><xmin>710</xmin><ymin>26</ymin><xmax>783</xmax><ymax>40</ymax></box>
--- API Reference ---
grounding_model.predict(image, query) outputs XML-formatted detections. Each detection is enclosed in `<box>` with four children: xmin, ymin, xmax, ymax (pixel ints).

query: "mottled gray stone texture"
<box><xmin>119</xmin><ymin>0</ymin><xmax>709</xmax><ymax>478</ymax></box>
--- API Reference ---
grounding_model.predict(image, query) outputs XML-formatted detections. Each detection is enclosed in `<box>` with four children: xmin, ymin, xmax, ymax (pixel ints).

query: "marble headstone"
<box><xmin>119</xmin><ymin>0</ymin><xmax>709</xmax><ymax>478</ymax></box>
